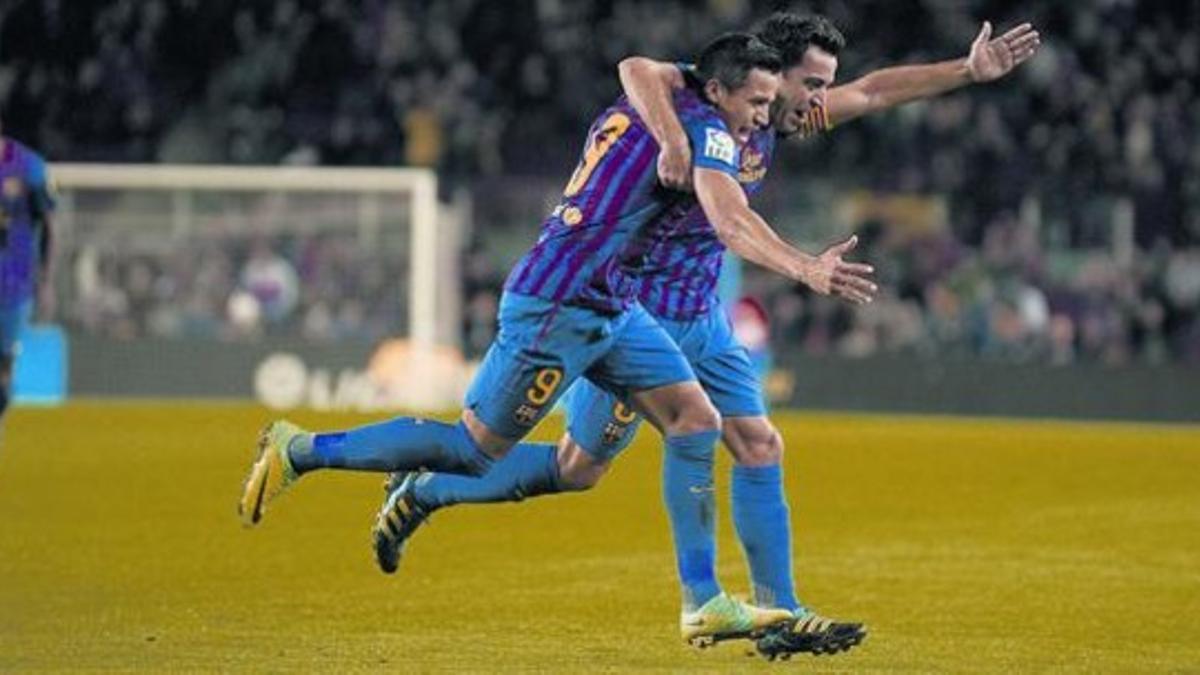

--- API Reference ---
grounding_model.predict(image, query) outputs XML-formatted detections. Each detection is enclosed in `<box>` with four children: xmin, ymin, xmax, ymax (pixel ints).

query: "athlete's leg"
<box><xmin>272</xmin><ymin>348</ymin><xmax>520</xmax><ymax>489</ymax></box>
<box><xmin>628</xmin><ymin>381</ymin><xmax>722</xmax><ymax>610</ymax></box>
<box><xmin>724</xmin><ymin>416</ymin><xmax>868</xmax><ymax>656</ymax></box>
<box><xmin>0</xmin><ymin>300</ymin><xmax>31</xmax><ymax>423</ymax></box>
<box><xmin>630</xmin><ymin>379</ymin><xmax>791</xmax><ymax>641</ymax></box>
<box><xmin>722</xmin><ymin>415</ymin><xmax>798</xmax><ymax>611</ymax></box>
<box><xmin>371</xmin><ymin>431</ymin><xmax>610</xmax><ymax>574</ymax></box>
<box><xmin>371</xmin><ymin>381</ymin><xmax>638</xmax><ymax>573</ymax></box>
<box><xmin>666</xmin><ymin>306</ymin><xmax>865</xmax><ymax>654</ymax></box>
<box><xmin>289</xmin><ymin>413</ymin><xmax>500</xmax><ymax>476</ymax></box>
<box><xmin>380</xmin><ymin>420</ymin><xmax>624</xmax><ymax>518</ymax></box>
<box><xmin>540</xmin><ymin>301</ymin><xmax>726</xmax><ymax>612</ymax></box>
<box><xmin>285</xmin><ymin>294</ymin><xmax>609</xmax><ymax>477</ymax></box>
<box><xmin>0</xmin><ymin>356</ymin><xmax>12</xmax><ymax>421</ymax></box>
<box><xmin>395</xmin><ymin>382</ymin><xmax>635</xmax><ymax>511</ymax></box>
<box><xmin>241</xmin><ymin>294</ymin><xmax>610</xmax><ymax>526</ymax></box>
<box><xmin>721</xmin><ymin>414</ymin><xmax>783</xmax><ymax>466</ymax></box>
<box><xmin>663</xmin><ymin>307</ymin><xmax>801</xmax><ymax>612</ymax></box>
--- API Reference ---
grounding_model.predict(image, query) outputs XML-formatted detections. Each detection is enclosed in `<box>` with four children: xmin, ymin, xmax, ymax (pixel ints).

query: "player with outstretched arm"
<box><xmin>239</xmin><ymin>33</ymin><xmax>876</xmax><ymax>646</ymax></box>
<box><xmin>371</xmin><ymin>12</ymin><xmax>1038</xmax><ymax>657</ymax></box>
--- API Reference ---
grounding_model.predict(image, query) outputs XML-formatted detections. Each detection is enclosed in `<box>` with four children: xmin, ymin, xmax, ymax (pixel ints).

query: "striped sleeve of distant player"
<box><xmin>27</xmin><ymin>149</ymin><xmax>57</xmax><ymax>220</ymax></box>
<box><xmin>22</xmin><ymin>147</ymin><xmax>55</xmax><ymax>278</ymax></box>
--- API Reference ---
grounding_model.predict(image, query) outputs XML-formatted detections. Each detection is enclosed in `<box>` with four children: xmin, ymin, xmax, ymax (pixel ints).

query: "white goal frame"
<box><xmin>50</xmin><ymin>163</ymin><xmax>443</xmax><ymax>349</ymax></box>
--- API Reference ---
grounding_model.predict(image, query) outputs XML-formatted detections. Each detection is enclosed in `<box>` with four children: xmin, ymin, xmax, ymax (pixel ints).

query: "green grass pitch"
<box><xmin>1</xmin><ymin>402</ymin><xmax>1197</xmax><ymax>671</ymax></box>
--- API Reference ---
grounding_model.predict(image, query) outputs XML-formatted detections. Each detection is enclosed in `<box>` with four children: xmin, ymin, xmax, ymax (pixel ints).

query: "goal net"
<box><xmin>51</xmin><ymin>163</ymin><xmax>464</xmax><ymax>409</ymax></box>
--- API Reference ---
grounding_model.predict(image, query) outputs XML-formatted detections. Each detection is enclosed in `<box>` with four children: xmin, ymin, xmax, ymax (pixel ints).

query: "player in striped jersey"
<box><xmin>371</xmin><ymin>12</ymin><xmax>1038</xmax><ymax>657</ymax></box>
<box><xmin>608</xmin><ymin>13</ymin><xmax>1038</xmax><ymax>657</ymax></box>
<box><xmin>240</xmin><ymin>33</ymin><xmax>872</xmax><ymax>643</ymax></box>
<box><xmin>0</xmin><ymin>117</ymin><xmax>56</xmax><ymax>424</ymax></box>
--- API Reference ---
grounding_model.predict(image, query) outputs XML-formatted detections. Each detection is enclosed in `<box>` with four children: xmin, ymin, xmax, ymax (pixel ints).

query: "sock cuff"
<box><xmin>665</xmin><ymin>428</ymin><xmax>720</xmax><ymax>462</ymax></box>
<box><xmin>732</xmin><ymin>463</ymin><xmax>785</xmax><ymax>506</ymax></box>
<box><xmin>311</xmin><ymin>431</ymin><xmax>345</xmax><ymax>457</ymax></box>
<box><xmin>540</xmin><ymin>444</ymin><xmax>562</xmax><ymax>491</ymax></box>
<box><xmin>454</xmin><ymin>420</ymin><xmax>495</xmax><ymax>475</ymax></box>
<box><xmin>514</xmin><ymin>441</ymin><xmax>562</xmax><ymax>491</ymax></box>
<box><xmin>732</xmin><ymin>463</ymin><xmax>783</xmax><ymax>485</ymax></box>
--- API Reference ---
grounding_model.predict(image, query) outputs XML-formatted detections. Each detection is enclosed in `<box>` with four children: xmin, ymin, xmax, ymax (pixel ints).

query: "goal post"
<box><xmin>50</xmin><ymin>163</ymin><xmax>450</xmax><ymax>351</ymax></box>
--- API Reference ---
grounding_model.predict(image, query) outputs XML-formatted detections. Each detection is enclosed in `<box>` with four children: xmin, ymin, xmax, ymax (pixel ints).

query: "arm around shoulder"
<box><xmin>618</xmin><ymin>56</ymin><xmax>692</xmax><ymax>189</ymax></box>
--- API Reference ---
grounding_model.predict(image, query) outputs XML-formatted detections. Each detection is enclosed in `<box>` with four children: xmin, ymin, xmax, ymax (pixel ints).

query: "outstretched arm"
<box><xmin>617</xmin><ymin>57</ymin><xmax>692</xmax><ymax>190</ymax></box>
<box><xmin>826</xmin><ymin>21</ymin><xmax>1040</xmax><ymax>126</ymax></box>
<box><xmin>693</xmin><ymin>167</ymin><xmax>876</xmax><ymax>304</ymax></box>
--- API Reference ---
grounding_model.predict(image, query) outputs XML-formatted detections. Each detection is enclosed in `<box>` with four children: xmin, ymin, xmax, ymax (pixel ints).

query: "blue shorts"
<box><xmin>464</xmin><ymin>292</ymin><xmax>696</xmax><ymax>440</ymax></box>
<box><xmin>566</xmin><ymin>301</ymin><xmax>765</xmax><ymax>460</ymax></box>
<box><xmin>0</xmin><ymin>300</ymin><xmax>32</xmax><ymax>361</ymax></box>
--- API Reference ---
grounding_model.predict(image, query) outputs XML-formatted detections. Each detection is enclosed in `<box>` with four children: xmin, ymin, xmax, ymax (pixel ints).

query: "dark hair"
<box><xmin>755</xmin><ymin>12</ymin><xmax>845</xmax><ymax>68</ymax></box>
<box><xmin>693</xmin><ymin>32</ymin><xmax>783</xmax><ymax>91</ymax></box>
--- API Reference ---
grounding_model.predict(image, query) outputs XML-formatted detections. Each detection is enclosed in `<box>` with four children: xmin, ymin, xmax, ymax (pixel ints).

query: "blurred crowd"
<box><xmin>1</xmin><ymin>0</ymin><xmax>1197</xmax><ymax>364</ymax></box>
<box><xmin>71</xmin><ymin>233</ymin><xmax>406</xmax><ymax>343</ymax></box>
<box><xmin>750</xmin><ymin>218</ymin><xmax>1200</xmax><ymax>366</ymax></box>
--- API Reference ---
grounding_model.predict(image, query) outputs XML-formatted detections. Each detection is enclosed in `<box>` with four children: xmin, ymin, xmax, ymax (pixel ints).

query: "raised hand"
<box><xmin>807</xmin><ymin>235</ymin><xmax>877</xmax><ymax>305</ymax></box>
<box><xmin>967</xmin><ymin>21</ymin><xmax>1041</xmax><ymax>83</ymax></box>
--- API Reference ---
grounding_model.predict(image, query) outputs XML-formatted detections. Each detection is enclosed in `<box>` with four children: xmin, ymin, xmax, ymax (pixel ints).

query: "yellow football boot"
<box><xmin>681</xmin><ymin>593</ymin><xmax>794</xmax><ymax>648</ymax></box>
<box><xmin>237</xmin><ymin>420</ymin><xmax>305</xmax><ymax>526</ymax></box>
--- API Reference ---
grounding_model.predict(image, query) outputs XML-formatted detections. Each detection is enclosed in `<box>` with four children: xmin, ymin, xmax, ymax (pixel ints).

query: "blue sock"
<box><xmin>289</xmin><ymin>417</ymin><xmax>493</xmax><ymax>477</ymax></box>
<box><xmin>732</xmin><ymin>464</ymin><xmax>800</xmax><ymax>612</ymax></box>
<box><xmin>411</xmin><ymin>442</ymin><xmax>561</xmax><ymax>511</ymax></box>
<box><xmin>662</xmin><ymin>429</ymin><xmax>722</xmax><ymax>611</ymax></box>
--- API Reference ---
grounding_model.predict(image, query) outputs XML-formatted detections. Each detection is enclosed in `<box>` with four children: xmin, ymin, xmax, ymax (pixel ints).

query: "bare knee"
<box><xmin>556</xmin><ymin>435</ymin><xmax>610</xmax><ymax>491</ymax></box>
<box><xmin>674</xmin><ymin>399</ymin><xmax>721</xmax><ymax>437</ymax></box>
<box><xmin>633</xmin><ymin>382</ymin><xmax>721</xmax><ymax>437</ymax></box>
<box><xmin>459</xmin><ymin>408</ymin><xmax>516</xmax><ymax>460</ymax></box>
<box><xmin>723</xmin><ymin>416</ymin><xmax>783</xmax><ymax>467</ymax></box>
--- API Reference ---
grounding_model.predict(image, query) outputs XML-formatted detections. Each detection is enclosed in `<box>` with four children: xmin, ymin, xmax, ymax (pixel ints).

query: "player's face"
<box><xmin>711</xmin><ymin>68</ymin><xmax>780</xmax><ymax>144</ymax></box>
<box><xmin>772</xmin><ymin>46</ymin><xmax>838</xmax><ymax>137</ymax></box>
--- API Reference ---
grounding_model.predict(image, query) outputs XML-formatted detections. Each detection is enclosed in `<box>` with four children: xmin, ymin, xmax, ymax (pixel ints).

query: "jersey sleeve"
<box><xmin>682</xmin><ymin>113</ymin><xmax>740</xmax><ymax>177</ymax></box>
<box><xmin>25</xmin><ymin>153</ymin><xmax>57</xmax><ymax>218</ymax></box>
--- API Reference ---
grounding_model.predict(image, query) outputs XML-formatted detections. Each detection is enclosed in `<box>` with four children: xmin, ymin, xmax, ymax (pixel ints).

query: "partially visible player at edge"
<box><xmin>371</xmin><ymin>12</ymin><xmax>1039</xmax><ymax>657</ymax></box>
<box><xmin>0</xmin><ymin>116</ymin><xmax>56</xmax><ymax>424</ymax></box>
<box><xmin>238</xmin><ymin>34</ymin><xmax>877</xmax><ymax>645</ymax></box>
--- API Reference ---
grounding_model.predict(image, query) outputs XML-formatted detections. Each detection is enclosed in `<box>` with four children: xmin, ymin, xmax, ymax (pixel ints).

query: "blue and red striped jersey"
<box><xmin>634</xmin><ymin>100</ymin><xmax>831</xmax><ymax>319</ymax></box>
<box><xmin>0</xmin><ymin>138</ymin><xmax>55</xmax><ymax>305</ymax></box>
<box><xmin>504</xmin><ymin>87</ymin><xmax>740</xmax><ymax>313</ymax></box>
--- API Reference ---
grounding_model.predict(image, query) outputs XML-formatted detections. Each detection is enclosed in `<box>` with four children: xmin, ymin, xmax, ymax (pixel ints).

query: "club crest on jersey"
<box><xmin>514</xmin><ymin>403</ymin><xmax>540</xmax><ymax>427</ymax></box>
<box><xmin>601</xmin><ymin>421</ymin><xmax>628</xmax><ymax>446</ymax></box>
<box><xmin>551</xmin><ymin>203</ymin><xmax>584</xmax><ymax>226</ymax></box>
<box><xmin>738</xmin><ymin>148</ymin><xmax>766</xmax><ymax>184</ymax></box>
<box><xmin>703</xmin><ymin>128</ymin><xmax>736</xmax><ymax>165</ymax></box>
<box><xmin>1</xmin><ymin>177</ymin><xmax>24</xmax><ymax>199</ymax></box>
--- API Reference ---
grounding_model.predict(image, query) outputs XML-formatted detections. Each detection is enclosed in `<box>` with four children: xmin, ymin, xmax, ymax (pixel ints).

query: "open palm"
<box><xmin>968</xmin><ymin>22</ymin><xmax>1041</xmax><ymax>83</ymax></box>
